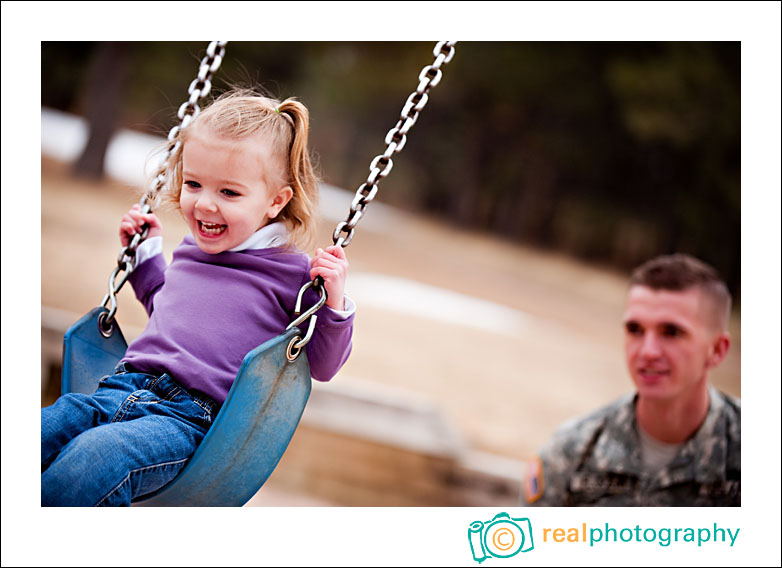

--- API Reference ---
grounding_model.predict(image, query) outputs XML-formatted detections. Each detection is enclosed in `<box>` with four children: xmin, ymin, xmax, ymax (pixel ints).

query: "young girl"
<box><xmin>41</xmin><ymin>91</ymin><xmax>355</xmax><ymax>506</ymax></box>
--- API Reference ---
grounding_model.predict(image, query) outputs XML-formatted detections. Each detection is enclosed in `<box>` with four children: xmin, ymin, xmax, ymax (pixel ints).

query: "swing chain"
<box><xmin>99</xmin><ymin>262</ymin><xmax>132</xmax><ymax>334</ymax></box>
<box><xmin>290</xmin><ymin>42</ymin><xmax>455</xmax><ymax>350</ymax></box>
<box><xmin>147</xmin><ymin>41</ymin><xmax>228</xmax><ymax>208</ymax></box>
<box><xmin>101</xmin><ymin>41</ymin><xmax>228</xmax><ymax>329</ymax></box>
<box><xmin>332</xmin><ymin>41</ymin><xmax>456</xmax><ymax>248</ymax></box>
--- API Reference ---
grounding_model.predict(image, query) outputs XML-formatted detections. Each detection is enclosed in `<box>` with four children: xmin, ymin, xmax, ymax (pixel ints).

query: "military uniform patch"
<box><xmin>524</xmin><ymin>456</ymin><xmax>544</xmax><ymax>504</ymax></box>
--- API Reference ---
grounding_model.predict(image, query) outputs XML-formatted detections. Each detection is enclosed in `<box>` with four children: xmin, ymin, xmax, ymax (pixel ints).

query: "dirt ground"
<box><xmin>40</xmin><ymin>157</ymin><xmax>741</xmax><ymax>461</ymax></box>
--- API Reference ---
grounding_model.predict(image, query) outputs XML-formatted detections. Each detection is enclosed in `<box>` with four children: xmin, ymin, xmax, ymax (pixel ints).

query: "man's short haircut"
<box><xmin>629</xmin><ymin>253</ymin><xmax>732</xmax><ymax>330</ymax></box>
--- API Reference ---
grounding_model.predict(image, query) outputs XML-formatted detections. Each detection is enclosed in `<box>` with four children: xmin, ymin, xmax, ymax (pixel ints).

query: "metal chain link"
<box><xmin>331</xmin><ymin>40</ymin><xmax>456</xmax><ymax>248</ymax></box>
<box><xmin>100</xmin><ymin>41</ymin><xmax>228</xmax><ymax>330</ymax></box>
<box><xmin>285</xmin><ymin>41</ymin><xmax>456</xmax><ymax>356</ymax></box>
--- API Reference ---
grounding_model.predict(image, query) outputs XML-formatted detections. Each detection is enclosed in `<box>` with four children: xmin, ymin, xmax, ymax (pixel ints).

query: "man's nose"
<box><xmin>639</xmin><ymin>332</ymin><xmax>663</xmax><ymax>358</ymax></box>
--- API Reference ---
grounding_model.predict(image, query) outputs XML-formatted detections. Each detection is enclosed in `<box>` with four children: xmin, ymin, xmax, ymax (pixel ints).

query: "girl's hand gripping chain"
<box><xmin>119</xmin><ymin>203</ymin><xmax>163</xmax><ymax>246</ymax></box>
<box><xmin>310</xmin><ymin>245</ymin><xmax>349</xmax><ymax>311</ymax></box>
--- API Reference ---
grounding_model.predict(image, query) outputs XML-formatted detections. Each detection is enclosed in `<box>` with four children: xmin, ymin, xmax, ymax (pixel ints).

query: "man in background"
<box><xmin>523</xmin><ymin>254</ymin><xmax>740</xmax><ymax>506</ymax></box>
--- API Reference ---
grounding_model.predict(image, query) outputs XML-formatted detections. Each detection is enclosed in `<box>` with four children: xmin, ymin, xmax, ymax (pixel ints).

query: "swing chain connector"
<box><xmin>333</xmin><ymin>41</ymin><xmax>456</xmax><ymax>249</ymax></box>
<box><xmin>285</xmin><ymin>278</ymin><xmax>328</xmax><ymax>360</ymax></box>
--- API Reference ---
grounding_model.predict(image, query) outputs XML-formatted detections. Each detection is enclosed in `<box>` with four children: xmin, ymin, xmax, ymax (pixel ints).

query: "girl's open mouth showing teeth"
<box><xmin>198</xmin><ymin>220</ymin><xmax>227</xmax><ymax>236</ymax></box>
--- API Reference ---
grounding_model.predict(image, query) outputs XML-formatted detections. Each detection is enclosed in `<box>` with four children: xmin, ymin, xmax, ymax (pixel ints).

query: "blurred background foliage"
<box><xmin>41</xmin><ymin>41</ymin><xmax>740</xmax><ymax>297</ymax></box>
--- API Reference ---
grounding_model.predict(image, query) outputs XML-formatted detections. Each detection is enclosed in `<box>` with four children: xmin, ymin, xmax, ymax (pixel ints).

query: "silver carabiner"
<box><xmin>285</xmin><ymin>278</ymin><xmax>328</xmax><ymax>359</ymax></box>
<box><xmin>286</xmin><ymin>278</ymin><xmax>327</xmax><ymax>332</ymax></box>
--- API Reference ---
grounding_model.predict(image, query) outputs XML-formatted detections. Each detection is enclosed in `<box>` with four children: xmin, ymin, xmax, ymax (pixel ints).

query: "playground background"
<box><xmin>38</xmin><ymin>41</ymin><xmax>741</xmax><ymax>506</ymax></box>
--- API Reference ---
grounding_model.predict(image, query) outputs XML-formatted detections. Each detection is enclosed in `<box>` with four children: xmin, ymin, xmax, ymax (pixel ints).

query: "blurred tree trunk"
<box><xmin>72</xmin><ymin>42</ymin><xmax>132</xmax><ymax>179</ymax></box>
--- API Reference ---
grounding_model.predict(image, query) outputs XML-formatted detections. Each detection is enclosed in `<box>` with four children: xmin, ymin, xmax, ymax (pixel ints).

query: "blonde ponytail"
<box><xmin>275</xmin><ymin>99</ymin><xmax>319</xmax><ymax>251</ymax></box>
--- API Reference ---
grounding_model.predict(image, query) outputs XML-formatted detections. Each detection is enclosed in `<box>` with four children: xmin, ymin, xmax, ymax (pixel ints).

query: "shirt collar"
<box><xmin>228</xmin><ymin>222</ymin><xmax>290</xmax><ymax>252</ymax></box>
<box><xmin>589</xmin><ymin>387</ymin><xmax>730</xmax><ymax>483</ymax></box>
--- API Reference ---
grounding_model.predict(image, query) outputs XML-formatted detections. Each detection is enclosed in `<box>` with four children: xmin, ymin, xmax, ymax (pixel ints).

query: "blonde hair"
<box><xmin>161</xmin><ymin>89</ymin><xmax>319</xmax><ymax>250</ymax></box>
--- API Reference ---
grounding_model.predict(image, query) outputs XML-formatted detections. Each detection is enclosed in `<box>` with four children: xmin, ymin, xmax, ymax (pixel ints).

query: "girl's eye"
<box><xmin>184</xmin><ymin>180</ymin><xmax>201</xmax><ymax>189</ymax></box>
<box><xmin>221</xmin><ymin>189</ymin><xmax>241</xmax><ymax>197</ymax></box>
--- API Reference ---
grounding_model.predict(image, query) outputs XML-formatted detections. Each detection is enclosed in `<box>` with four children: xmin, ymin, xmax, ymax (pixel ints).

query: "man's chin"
<box><xmin>633</xmin><ymin>378</ymin><xmax>674</xmax><ymax>400</ymax></box>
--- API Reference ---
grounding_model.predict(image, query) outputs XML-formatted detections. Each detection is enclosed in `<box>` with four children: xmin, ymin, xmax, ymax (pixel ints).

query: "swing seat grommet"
<box><xmin>97</xmin><ymin>311</ymin><xmax>115</xmax><ymax>338</ymax></box>
<box><xmin>286</xmin><ymin>336</ymin><xmax>302</xmax><ymax>361</ymax></box>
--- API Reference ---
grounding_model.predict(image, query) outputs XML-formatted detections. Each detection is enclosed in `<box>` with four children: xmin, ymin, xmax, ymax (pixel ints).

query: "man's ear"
<box><xmin>268</xmin><ymin>185</ymin><xmax>293</xmax><ymax>219</ymax></box>
<box><xmin>707</xmin><ymin>333</ymin><xmax>731</xmax><ymax>369</ymax></box>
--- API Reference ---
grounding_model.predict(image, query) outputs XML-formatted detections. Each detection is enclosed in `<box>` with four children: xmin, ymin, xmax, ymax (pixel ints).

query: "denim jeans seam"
<box><xmin>163</xmin><ymin>387</ymin><xmax>182</xmax><ymax>402</ymax></box>
<box><xmin>94</xmin><ymin>457</ymin><xmax>190</xmax><ymax>506</ymax></box>
<box><xmin>192</xmin><ymin>399</ymin><xmax>213</xmax><ymax>425</ymax></box>
<box><xmin>193</xmin><ymin>396</ymin><xmax>215</xmax><ymax>414</ymax></box>
<box><xmin>145</xmin><ymin>374</ymin><xmax>164</xmax><ymax>391</ymax></box>
<box><xmin>111</xmin><ymin>394</ymin><xmax>137</xmax><ymax>423</ymax></box>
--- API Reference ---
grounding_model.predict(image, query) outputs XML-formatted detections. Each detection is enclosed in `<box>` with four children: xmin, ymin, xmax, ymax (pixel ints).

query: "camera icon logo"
<box><xmin>468</xmin><ymin>512</ymin><xmax>534</xmax><ymax>563</ymax></box>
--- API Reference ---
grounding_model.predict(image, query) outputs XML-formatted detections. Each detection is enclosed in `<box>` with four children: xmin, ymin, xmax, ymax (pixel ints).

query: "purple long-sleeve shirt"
<box><xmin>121</xmin><ymin>235</ymin><xmax>354</xmax><ymax>405</ymax></box>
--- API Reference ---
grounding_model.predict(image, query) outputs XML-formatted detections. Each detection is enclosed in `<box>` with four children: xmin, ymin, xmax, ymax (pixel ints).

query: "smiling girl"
<box><xmin>41</xmin><ymin>91</ymin><xmax>354</xmax><ymax>506</ymax></box>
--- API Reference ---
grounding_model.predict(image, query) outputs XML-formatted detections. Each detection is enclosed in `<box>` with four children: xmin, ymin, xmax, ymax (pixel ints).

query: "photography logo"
<box><xmin>468</xmin><ymin>512</ymin><xmax>534</xmax><ymax>563</ymax></box>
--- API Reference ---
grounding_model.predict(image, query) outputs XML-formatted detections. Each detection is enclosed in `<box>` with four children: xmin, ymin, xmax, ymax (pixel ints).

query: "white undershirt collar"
<box><xmin>229</xmin><ymin>222</ymin><xmax>290</xmax><ymax>251</ymax></box>
<box><xmin>638</xmin><ymin>426</ymin><xmax>683</xmax><ymax>471</ymax></box>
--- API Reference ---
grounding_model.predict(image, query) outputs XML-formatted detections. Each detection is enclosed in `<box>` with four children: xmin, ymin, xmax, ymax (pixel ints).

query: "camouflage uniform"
<box><xmin>523</xmin><ymin>387</ymin><xmax>740</xmax><ymax>506</ymax></box>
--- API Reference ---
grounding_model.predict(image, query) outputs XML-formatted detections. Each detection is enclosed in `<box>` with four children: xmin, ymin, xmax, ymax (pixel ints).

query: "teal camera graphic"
<box><xmin>468</xmin><ymin>512</ymin><xmax>534</xmax><ymax>563</ymax></box>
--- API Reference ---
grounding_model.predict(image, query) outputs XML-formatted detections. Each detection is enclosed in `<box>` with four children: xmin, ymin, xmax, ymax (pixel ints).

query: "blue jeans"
<box><xmin>41</xmin><ymin>364</ymin><xmax>217</xmax><ymax>506</ymax></box>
